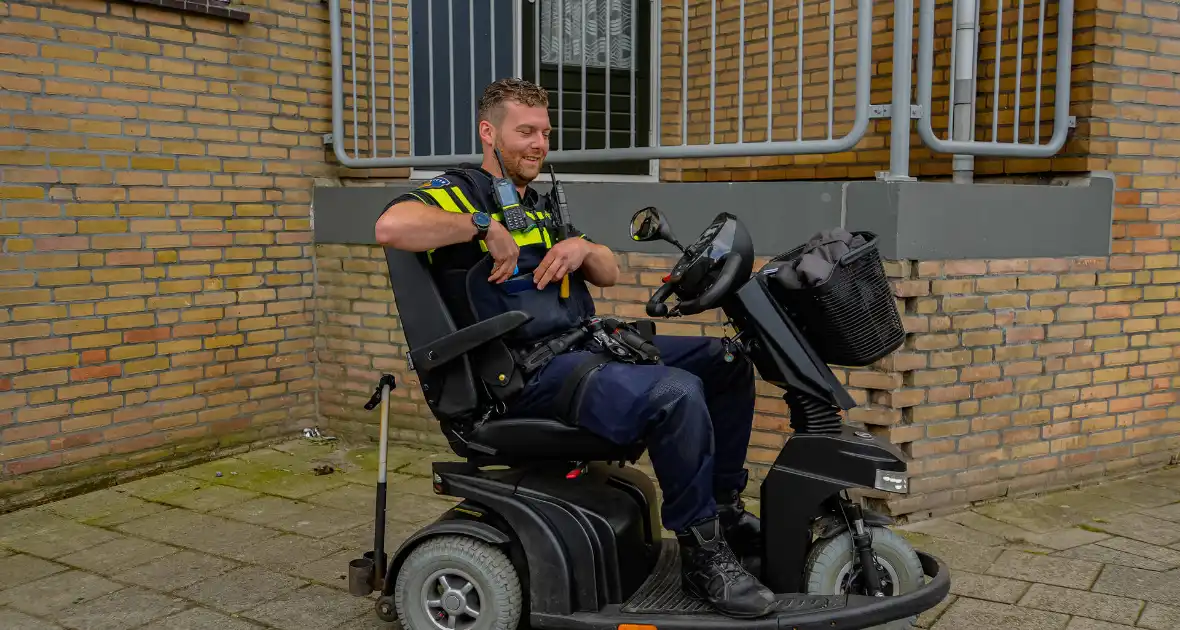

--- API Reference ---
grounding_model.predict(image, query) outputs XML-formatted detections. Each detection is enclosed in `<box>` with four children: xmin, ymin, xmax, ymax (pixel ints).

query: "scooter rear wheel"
<box><xmin>803</xmin><ymin>526</ymin><xmax>924</xmax><ymax>630</ymax></box>
<box><xmin>394</xmin><ymin>535</ymin><xmax>523</xmax><ymax>630</ymax></box>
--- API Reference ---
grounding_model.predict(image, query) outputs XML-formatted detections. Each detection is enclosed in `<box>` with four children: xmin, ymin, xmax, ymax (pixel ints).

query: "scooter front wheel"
<box><xmin>394</xmin><ymin>535</ymin><xmax>523</xmax><ymax>630</ymax></box>
<box><xmin>803</xmin><ymin>526</ymin><xmax>924</xmax><ymax>630</ymax></box>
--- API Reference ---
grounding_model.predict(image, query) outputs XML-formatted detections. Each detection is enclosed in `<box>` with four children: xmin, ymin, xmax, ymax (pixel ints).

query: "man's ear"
<box><xmin>478</xmin><ymin>120</ymin><xmax>495</xmax><ymax>150</ymax></box>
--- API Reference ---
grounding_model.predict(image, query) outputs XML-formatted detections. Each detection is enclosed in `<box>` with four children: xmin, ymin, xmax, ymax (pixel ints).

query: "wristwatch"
<box><xmin>471</xmin><ymin>211</ymin><xmax>491</xmax><ymax>241</ymax></box>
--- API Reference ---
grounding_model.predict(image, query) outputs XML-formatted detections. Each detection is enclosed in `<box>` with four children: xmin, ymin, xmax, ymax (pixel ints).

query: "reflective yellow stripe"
<box><xmin>450</xmin><ymin>187</ymin><xmax>479</xmax><ymax>214</ymax></box>
<box><xmin>422</xmin><ymin>188</ymin><xmax>464</xmax><ymax>214</ymax></box>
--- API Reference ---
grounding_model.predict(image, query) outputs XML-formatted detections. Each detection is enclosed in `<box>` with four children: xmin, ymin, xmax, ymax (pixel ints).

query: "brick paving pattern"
<box><xmin>0</xmin><ymin>438</ymin><xmax>1178</xmax><ymax>629</ymax></box>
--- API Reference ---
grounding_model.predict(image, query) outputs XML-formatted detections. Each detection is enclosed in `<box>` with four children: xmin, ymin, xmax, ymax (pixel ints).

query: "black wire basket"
<box><xmin>765</xmin><ymin>231</ymin><xmax>906</xmax><ymax>367</ymax></box>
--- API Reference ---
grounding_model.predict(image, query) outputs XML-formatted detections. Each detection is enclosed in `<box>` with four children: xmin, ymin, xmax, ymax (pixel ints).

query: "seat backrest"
<box><xmin>382</xmin><ymin>247</ymin><xmax>480</xmax><ymax>422</ymax></box>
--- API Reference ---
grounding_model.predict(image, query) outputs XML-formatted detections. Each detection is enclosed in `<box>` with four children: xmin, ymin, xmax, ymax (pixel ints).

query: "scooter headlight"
<box><xmin>875</xmin><ymin>470</ymin><xmax>908</xmax><ymax>494</ymax></box>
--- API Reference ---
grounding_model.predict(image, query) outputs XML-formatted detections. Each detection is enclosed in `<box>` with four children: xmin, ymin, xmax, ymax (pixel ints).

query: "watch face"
<box><xmin>473</xmin><ymin>212</ymin><xmax>491</xmax><ymax>229</ymax></box>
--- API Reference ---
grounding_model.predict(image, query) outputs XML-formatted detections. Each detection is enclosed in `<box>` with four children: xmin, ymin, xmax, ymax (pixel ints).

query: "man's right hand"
<box><xmin>485</xmin><ymin>221</ymin><xmax>519</xmax><ymax>283</ymax></box>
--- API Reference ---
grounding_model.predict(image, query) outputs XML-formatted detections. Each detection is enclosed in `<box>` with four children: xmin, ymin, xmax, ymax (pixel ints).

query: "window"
<box><xmin>409</xmin><ymin>0</ymin><xmax>653</xmax><ymax>178</ymax></box>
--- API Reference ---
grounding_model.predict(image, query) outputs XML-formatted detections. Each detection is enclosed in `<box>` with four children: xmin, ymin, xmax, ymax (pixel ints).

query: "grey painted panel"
<box><xmin>891</xmin><ymin>175</ymin><xmax>1115</xmax><ymax>259</ymax></box>
<box><xmin>843</xmin><ymin>182</ymin><xmax>901</xmax><ymax>259</ymax></box>
<box><xmin>313</xmin><ymin>175</ymin><xmax>1115</xmax><ymax>260</ymax></box>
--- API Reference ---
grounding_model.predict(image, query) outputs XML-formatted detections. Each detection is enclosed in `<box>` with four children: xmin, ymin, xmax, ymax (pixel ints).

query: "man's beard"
<box><xmin>495</xmin><ymin>143</ymin><xmax>543</xmax><ymax>185</ymax></box>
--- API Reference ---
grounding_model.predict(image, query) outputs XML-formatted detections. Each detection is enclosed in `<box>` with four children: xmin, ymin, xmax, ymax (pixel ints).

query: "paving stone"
<box><xmin>1091</xmin><ymin>564</ymin><xmax>1180</xmax><ymax>605</ymax></box>
<box><xmin>976</xmin><ymin>491</ymin><xmax>1138</xmax><ymax>534</ymax></box>
<box><xmin>915</xmin><ymin>594</ymin><xmax>955</xmax><ymax>628</ymax></box>
<box><xmin>986</xmin><ymin>549</ymin><xmax>1104</xmax><ymax>590</ymax></box>
<box><xmin>1055</xmin><ymin>543</ymin><xmax>1175</xmax><ymax>572</ymax></box>
<box><xmin>1065</xmin><ymin>619</ymin><xmax>1137</xmax><ymax>630</ymax></box>
<box><xmin>389</xmin><ymin>474</ymin><xmax>444</xmax><ymax>498</ymax></box>
<box><xmin>54</xmin><ymin>586</ymin><xmax>188</xmax><ymax>630</ymax></box>
<box><xmin>174</xmin><ymin>566</ymin><xmax>307</xmax><ymax>613</ymax></box>
<box><xmin>137</xmin><ymin>607</ymin><xmax>261</xmax><ymax>630</ymax></box>
<box><xmin>947</xmin><ymin>570</ymin><xmax>1032</xmax><ymax>604</ymax></box>
<box><xmin>394</xmin><ymin>449</ymin><xmax>464</xmax><ymax>478</ymax></box>
<box><xmin>3</xmin><ymin>520</ymin><xmax>121</xmax><ymax>559</ymax></box>
<box><xmin>0</xmin><ymin>570</ymin><xmax>125</xmax><ymax>617</ymax></box>
<box><xmin>150</xmin><ymin>484</ymin><xmax>262</xmax><ymax>512</ymax></box>
<box><xmin>337</xmin><ymin>610</ymin><xmax>401</xmax><ymax>629</ymax></box>
<box><xmin>1095</xmin><ymin>537</ymin><xmax>1180</xmax><ymax>569</ymax></box>
<box><xmin>114</xmin><ymin>472</ymin><xmax>206</xmax><ymax>501</ymax></box>
<box><xmin>930</xmin><ymin>597</ymin><xmax>1070</xmax><ymax>630</ymax></box>
<box><xmin>383</xmin><ymin>492</ymin><xmax>456</xmax><ymax>525</ymax></box>
<box><xmin>304</xmin><ymin>483</ymin><xmax>390</xmax><ymax>513</ymax></box>
<box><xmin>0</xmin><ymin>508</ymin><xmax>61</xmax><ymax>543</ymax></box>
<box><xmin>1016</xmin><ymin>583</ymin><xmax>1145</xmax><ymax>625</ymax></box>
<box><xmin>1137</xmin><ymin>602</ymin><xmax>1180</xmax><ymax>630</ymax></box>
<box><xmin>115</xmin><ymin>509</ymin><xmax>281</xmax><ymax>557</ymax></box>
<box><xmin>223</xmin><ymin>533</ymin><xmax>343</xmax><ymax>572</ymax></box>
<box><xmin>895</xmin><ymin>531</ymin><xmax>1005</xmax><ymax>573</ymax></box>
<box><xmin>322</xmin><ymin>520</ymin><xmax>420</xmax><ymax>556</ymax></box>
<box><xmin>899</xmin><ymin>518</ymin><xmax>1008</xmax><ymax>546</ymax></box>
<box><xmin>242</xmin><ymin>584</ymin><xmax>371</xmax><ymax>629</ymax></box>
<box><xmin>57</xmin><ymin>537</ymin><xmax>180</xmax><ymax>575</ymax></box>
<box><xmin>44</xmin><ymin>489</ymin><xmax>170</xmax><ymax>527</ymax></box>
<box><xmin>1085</xmin><ymin>513</ymin><xmax>1180</xmax><ymax>546</ymax></box>
<box><xmin>0</xmin><ymin>554</ymin><xmax>67</xmax><ymax>591</ymax></box>
<box><xmin>945</xmin><ymin>511</ymin><xmax>1038</xmax><ymax>542</ymax></box>
<box><xmin>0</xmin><ymin>608</ymin><xmax>65</xmax><ymax>629</ymax></box>
<box><xmin>1139</xmin><ymin>468</ymin><xmax>1180</xmax><ymax>491</ymax></box>
<box><xmin>177</xmin><ymin>452</ymin><xmax>351</xmax><ymax>499</ymax></box>
<box><xmin>1141</xmin><ymin>502</ymin><xmax>1180</xmax><ymax>523</ymax></box>
<box><xmin>1086</xmin><ymin>480</ymin><xmax>1180</xmax><ymax>509</ymax></box>
<box><xmin>285</xmin><ymin>549</ymin><xmax>364</xmax><ymax>590</ymax></box>
<box><xmin>213</xmin><ymin>495</ymin><xmax>367</xmax><ymax>538</ymax></box>
<box><xmin>1023</xmin><ymin>527</ymin><xmax>1113</xmax><ymax>551</ymax></box>
<box><xmin>112</xmin><ymin>550</ymin><xmax>239</xmax><ymax>592</ymax></box>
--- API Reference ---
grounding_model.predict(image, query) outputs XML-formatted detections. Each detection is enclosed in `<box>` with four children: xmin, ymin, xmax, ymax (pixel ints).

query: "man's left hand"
<box><xmin>534</xmin><ymin>238</ymin><xmax>589</xmax><ymax>290</ymax></box>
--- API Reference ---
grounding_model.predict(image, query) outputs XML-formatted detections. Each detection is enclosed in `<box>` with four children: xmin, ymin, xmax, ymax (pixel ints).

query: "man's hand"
<box><xmin>486</xmin><ymin>221</ymin><xmax>519</xmax><ymax>284</ymax></box>
<box><xmin>534</xmin><ymin>238</ymin><xmax>590</xmax><ymax>290</ymax></box>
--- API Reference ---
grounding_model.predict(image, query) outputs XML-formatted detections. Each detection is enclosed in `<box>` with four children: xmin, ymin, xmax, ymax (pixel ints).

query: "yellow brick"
<box><xmin>70</xmin><ymin>332</ymin><xmax>121</xmax><ymax>349</ymax></box>
<box><xmin>110</xmin><ymin>344</ymin><xmax>155</xmax><ymax>360</ymax></box>
<box><xmin>38</xmin><ymin>270</ymin><xmax>91</xmax><ymax>286</ymax></box>
<box><xmin>0</xmin><ymin>186</ymin><xmax>45</xmax><ymax>199</ymax></box>
<box><xmin>130</xmin><ymin>156</ymin><xmax>175</xmax><ymax>170</ymax></box>
<box><xmin>26</xmin><ymin>353</ymin><xmax>80</xmax><ymax>371</ymax></box>
<box><xmin>78</xmin><ymin>220</ymin><xmax>128</xmax><ymax>234</ymax></box>
<box><xmin>13</xmin><ymin>305</ymin><xmax>68</xmax><ymax>321</ymax></box>
<box><xmin>205</xmin><ymin>335</ymin><xmax>243</xmax><ymax>349</ymax></box>
<box><xmin>108</xmin><ymin>313</ymin><xmax>156</xmax><ymax>329</ymax></box>
<box><xmin>73</xmin><ymin>395</ymin><xmax>123</xmax><ymax>414</ymax></box>
<box><xmin>158</xmin><ymin>339</ymin><xmax>202</xmax><ymax>354</ymax></box>
<box><xmin>126</xmin><ymin>357</ymin><xmax>169</xmax><ymax>374</ymax></box>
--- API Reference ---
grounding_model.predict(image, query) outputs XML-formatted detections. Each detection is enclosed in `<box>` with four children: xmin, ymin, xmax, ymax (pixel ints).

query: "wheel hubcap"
<box><xmin>422</xmin><ymin>570</ymin><xmax>482</xmax><ymax>630</ymax></box>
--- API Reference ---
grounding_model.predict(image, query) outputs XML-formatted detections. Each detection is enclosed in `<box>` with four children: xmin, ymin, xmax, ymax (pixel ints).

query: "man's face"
<box><xmin>485</xmin><ymin>100</ymin><xmax>551</xmax><ymax>185</ymax></box>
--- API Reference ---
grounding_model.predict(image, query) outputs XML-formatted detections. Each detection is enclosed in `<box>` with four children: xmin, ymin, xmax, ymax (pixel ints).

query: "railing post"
<box><xmin>884</xmin><ymin>0</ymin><xmax>916</xmax><ymax>182</ymax></box>
<box><xmin>952</xmin><ymin>0</ymin><xmax>980</xmax><ymax>183</ymax></box>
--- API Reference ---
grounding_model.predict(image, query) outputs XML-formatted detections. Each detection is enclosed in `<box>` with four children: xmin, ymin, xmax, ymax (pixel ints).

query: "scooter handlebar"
<box><xmin>645</xmin><ymin>282</ymin><xmax>675</xmax><ymax>317</ymax></box>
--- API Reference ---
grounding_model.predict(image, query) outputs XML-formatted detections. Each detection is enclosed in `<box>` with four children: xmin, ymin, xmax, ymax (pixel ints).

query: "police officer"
<box><xmin>375</xmin><ymin>78</ymin><xmax>775</xmax><ymax>619</ymax></box>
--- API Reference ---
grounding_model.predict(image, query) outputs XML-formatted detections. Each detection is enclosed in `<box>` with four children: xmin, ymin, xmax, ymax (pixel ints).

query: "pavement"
<box><xmin>0</xmin><ymin>438</ymin><xmax>1178</xmax><ymax>630</ymax></box>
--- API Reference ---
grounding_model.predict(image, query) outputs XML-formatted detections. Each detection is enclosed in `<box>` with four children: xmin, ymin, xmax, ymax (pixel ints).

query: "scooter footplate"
<box><xmin>621</xmin><ymin>539</ymin><xmax>711</xmax><ymax>614</ymax></box>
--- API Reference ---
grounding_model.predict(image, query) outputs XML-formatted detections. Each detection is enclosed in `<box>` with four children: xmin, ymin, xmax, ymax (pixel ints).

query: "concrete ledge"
<box><xmin>312</xmin><ymin>174</ymin><xmax>1115</xmax><ymax>260</ymax></box>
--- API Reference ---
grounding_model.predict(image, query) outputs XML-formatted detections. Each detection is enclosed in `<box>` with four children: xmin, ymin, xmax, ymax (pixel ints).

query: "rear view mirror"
<box><xmin>630</xmin><ymin>207</ymin><xmax>681</xmax><ymax>251</ymax></box>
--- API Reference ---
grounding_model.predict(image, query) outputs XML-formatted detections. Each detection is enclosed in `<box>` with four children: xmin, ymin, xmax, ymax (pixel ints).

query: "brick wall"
<box><xmin>0</xmin><ymin>0</ymin><xmax>330</xmax><ymax>509</ymax></box>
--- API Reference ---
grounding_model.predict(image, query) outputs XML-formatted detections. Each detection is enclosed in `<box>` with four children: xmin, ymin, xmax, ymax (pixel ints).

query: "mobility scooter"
<box><xmin>350</xmin><ymin>207</ymin><xmax>949</xmax><ymax>629</ymax></box>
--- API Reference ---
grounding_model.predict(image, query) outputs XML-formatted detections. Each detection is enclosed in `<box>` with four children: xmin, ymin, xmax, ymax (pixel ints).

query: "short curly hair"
<box><xmin>477</xmin><ymin>78</ymin><xmax>549</xmax><ymax>126</ymax></box>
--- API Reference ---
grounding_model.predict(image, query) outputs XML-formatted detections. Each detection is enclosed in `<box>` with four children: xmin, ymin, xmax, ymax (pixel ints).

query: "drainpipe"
<box><xmin>952</xmin><ymin>0</ymin><xmax>979</xmax><ymax>184</ymax></box>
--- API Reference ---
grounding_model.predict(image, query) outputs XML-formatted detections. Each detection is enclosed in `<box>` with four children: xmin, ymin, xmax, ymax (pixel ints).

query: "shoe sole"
<box><xmin>681</xmin><ymin>577</ymin><xmax>778</xmax><ymax>619</ymax></box>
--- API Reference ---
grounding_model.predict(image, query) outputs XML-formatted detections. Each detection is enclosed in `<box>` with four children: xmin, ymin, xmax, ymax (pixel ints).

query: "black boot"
<box><xmin>717</xmin><ymin>487</ymin><xmax>762</xmax><ymax>569</ymax></box>
<box><xmin>677</xmin><ymin>517</ymin><xmax>777</xmax><ymax>619</ymax></box>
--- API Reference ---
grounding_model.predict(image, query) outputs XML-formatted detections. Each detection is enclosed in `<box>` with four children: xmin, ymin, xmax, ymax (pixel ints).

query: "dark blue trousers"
<box><xmin>505</xmin><ymin>335</ymin><xmax>756</xmax><ymax>533</ymax></box>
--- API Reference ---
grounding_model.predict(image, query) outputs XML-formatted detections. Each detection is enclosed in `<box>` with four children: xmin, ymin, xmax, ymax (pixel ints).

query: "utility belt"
<box><xmin>513</xmin><ymin>317</ymin><xmax>660</xmax><ymax>375</ymax></box>
<box><xmin>509</xmin><ymin>317</ymin><xmax>661</xmax><ymax>426</ymax></box>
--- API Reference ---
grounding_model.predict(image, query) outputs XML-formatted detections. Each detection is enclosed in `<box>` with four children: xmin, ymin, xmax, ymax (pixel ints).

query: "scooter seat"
<box><xmin>466</xmin><ymin>416</ymin><xmax>646</xmax><ymax>462</ymax></box>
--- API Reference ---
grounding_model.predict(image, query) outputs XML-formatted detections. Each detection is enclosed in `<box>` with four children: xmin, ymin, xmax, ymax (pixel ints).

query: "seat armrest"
<box><xmin>409</xmin><ymin>311</ymin><xmax>533</xmax><ymax>373</ymax></box>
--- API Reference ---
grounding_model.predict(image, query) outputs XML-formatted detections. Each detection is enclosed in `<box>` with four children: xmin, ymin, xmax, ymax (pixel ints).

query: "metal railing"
<box><xmin>915</xmin><ymin>0</ymin><xmax>1076</xmax><ymax>181</ymax></box>
<box><xmin>327</xmin><ymin>0</ymin><xmax>1077</xmax><ymax>179</ymax></box>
